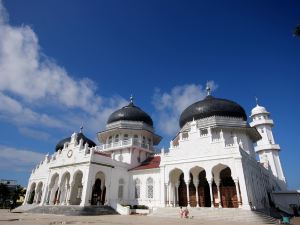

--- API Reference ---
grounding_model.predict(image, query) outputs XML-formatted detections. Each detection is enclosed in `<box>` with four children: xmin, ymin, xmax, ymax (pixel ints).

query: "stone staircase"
<box><xmin>149</xmin><ymin>207</ymin><xmax>278</xmax><ymax>224</ymax></box>
<box><xmin>13</xmin><ymin>205</ymin><xmax>117</xmax><ymax>216</ymax></box>
<box><xmin>12</xmin><ymin>204</ymin><xmax>39</xmax><ymax>213</ymax></box>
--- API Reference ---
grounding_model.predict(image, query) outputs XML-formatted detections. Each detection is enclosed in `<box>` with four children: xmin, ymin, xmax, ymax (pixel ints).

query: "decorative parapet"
<box><xmin>97</xmin><ymin>138</ymin><xmax>154</xmax><ymax>152</ymax></box>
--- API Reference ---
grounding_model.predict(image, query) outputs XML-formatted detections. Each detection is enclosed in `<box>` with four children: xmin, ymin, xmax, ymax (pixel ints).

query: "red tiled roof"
<box><xmin>94</xmin><ymin>151</ymin><xmax>111</xmax><ymax>158</ymax></box>
<box><xmin>129</xmin><ymin>156</ymin><xmax>161</xmax><ymax>171</ymax></box>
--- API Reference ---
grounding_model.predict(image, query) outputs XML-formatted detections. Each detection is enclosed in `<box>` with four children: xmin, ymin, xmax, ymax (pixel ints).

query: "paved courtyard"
<box><xmin>0</xmin><ymin>210</ymin><xmax>299</xmax><ymax>225</ymax></box>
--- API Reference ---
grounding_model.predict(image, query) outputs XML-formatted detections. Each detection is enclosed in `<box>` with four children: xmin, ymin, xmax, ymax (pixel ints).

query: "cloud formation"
<box><xmin>0</xmin><ymin>1</ymin><xmax>127</xmax><ymax>137</ymax></box>
<box><xmin>153</xmin><ymin>81</ymin><xmax>217</xmax><ymax>136</ymax></box>
<box><xmin>0</xmin><ymin>145</ymin><xmax>45</xmax><ymax>172</ymax></box>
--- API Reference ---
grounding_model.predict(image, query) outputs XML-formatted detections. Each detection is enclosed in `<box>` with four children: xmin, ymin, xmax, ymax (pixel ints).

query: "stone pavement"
<box><xmin>0</xmin><ymin>209</ymin><xmax>299</xmax><ymax>225</ymax></box>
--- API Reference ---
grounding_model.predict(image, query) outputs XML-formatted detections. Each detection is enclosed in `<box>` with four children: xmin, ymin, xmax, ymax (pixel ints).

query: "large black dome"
<box><xmin>55</xmin><ymin>132</ymin><xmax>96</xmax><ymax>152</ymax></box>
<box><xmin>179</xmin><ymin>95</ymin><xmax>247</xmax><ymax>128</ymax></box>
<box><xmin>107</xmin><ymin>102</ymin><xmax>153</xmax><ymax>127</ymax></box>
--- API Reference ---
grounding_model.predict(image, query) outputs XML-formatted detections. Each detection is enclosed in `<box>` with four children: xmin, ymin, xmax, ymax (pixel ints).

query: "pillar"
<box><xmin>77</xmin><ymin>167</ymin><xmax>92</xmax><ymax>207</ymax></box>
<box><xmin>46</xmin><ymin>188</ymin><xmax>51</xmax><ymax>205</ymax></box>
<box><xmin>215</xmin><ymin>180</ymin><xmax>222</xmax><ymax>208</ymax></box>
<box><xmin>194</xmin><ymin>179</ymin><xmax>199</xmax><ymax>207</ymax></box>
<box><xmin>185</xmin><ymin>180</ymin><xmax>190</xmax><ymax>207</ymax></box>
<box><xmin>56</xmin><ymin>189</ymin><xmax>61</xmax><ymax>205</ymax></box>
<box><xmin>234</xmin><ymin>179</ymin><xmax>242</xmax><ymax>208</ymax></box>
<box><xmin>164</xmin><ymin>183</ymin><xmax>168</xmax><ymax>207</ymax></box>
<box><xmin>168</xmin><ymin>182</ymin><xmax>171</xmax><ymax>206</ymax></box>
<box><xmin>175</xmin><ymin>182</ymin><xmax>179</xmax><ymax>206</ymax></box>
<box><xmin>33</xmin><ymin>186</ymin><xmax>38</xmax><ymax>203</ymax></box>
<box><xmin>208</xmin><ymin>180</ymin><xmax>214</xmax><ymax>207</ymax></box>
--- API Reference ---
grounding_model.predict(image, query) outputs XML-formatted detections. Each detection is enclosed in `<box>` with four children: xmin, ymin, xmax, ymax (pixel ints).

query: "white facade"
<box><xmin>24</xmin><ymin>95</ymin><xmax>290</xmax><ymax>213</ymax></box>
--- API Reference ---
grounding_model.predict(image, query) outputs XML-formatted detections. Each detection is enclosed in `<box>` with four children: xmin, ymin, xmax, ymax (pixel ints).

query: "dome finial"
<box><xmin>206</xmin><ymin>84</ymin><xmax>211</xmax><ymax>96</ymax></box>
<box><xmin>130</xmin><ymin>94</ymin><xmax>134</xmax><ymax>104</ymax></box>
<box><xmin>255</xmin><ymin>96</ymin><xmax>259</xmax><ymax>106</ymax></box>
<box><xmin>80</xmin><ymin>124</ymin><xmax>83</xmax><ymax>133</ymax></box>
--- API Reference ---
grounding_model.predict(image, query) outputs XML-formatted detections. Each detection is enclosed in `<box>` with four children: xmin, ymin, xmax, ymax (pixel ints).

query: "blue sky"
<box><xmin>0</xmin><ymin>0</ymin><xmax>299</xmax><ymax>189</ymax></box>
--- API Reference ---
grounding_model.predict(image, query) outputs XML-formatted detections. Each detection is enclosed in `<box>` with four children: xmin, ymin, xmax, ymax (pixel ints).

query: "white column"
<box><xmin>56</xmin><ymin>189</ymin><xmax>61</xmax><ymax>205</ymax></box>
<box><xmin>163</xmin><ymin>183</ymin><xmax>168</xmax><ymax>207</ymax></box>
<box><xmin>63</xmin><ymin>185</ymin><xmax>68</xmax><ymax>205</ymax></box>
<box><xmin>173</xmin><ymin>185</ymin><xmax>176</xmax><ymax>207</ymax></box>
<box><xmin>208</xmin><ymin>180</ymin><xmax>214</xmax><ymax>207</ymax></box>
<box><xmin>194</xmin><ymin>179</ymin><xmax>199</xmax><ymax>207</ymax></box>
<box><xmin>168</xmin><ymin>182</ymin><xmax>171</xmax><ymax>206</ymax></box>
<box><xmin>234</xmin><ymin>179</ymin><xmax>242</xmax><ymax>208</ymax></box>
<box><xmin>33</xmin><ymin>186</ymin><xmax>38</xmax><ymax>203</ymax></box>
<box><xmin>234</xmin><ymin>159</ymin><xmax>250</xmax><ymax>210</ymax></box>
<box><xmin>215</xmin><ymin>180</ymin><xmax>222</xmax><ymax>208</ymax></box>
<box><xmin>80</xmin><ymin>170</ymin><xmax>92</xmax><ymax>206</ymax></box>
<box><xmin>46</xmin><ymin>188</ymin><xmax>51</xmax><ymax>205</ymax></box>
<box><xmin>175</xmin><ymin>182</ymin><xmax>179</xmax><ymax>207</ymax></box>
<box><xmin>40</xmin><ymin>186</ymin><xmax>48</xmax><ymax>205</ymax></box>
<box><xmin>185</xmin><ymin>180</ymin><xmax>190</xmax><ymax>207</ymax></box>
<box><xmin>23</xmin><ymin>182</ymin><xmax>31</xmax><ymax>205</ymax></box>
<box><xmin>67</xmin><ymin>184</ymin><xmax>73</xmax><ymax>205</ymax></box>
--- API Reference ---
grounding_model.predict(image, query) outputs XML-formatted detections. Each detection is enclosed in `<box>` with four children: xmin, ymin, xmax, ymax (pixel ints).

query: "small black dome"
<box><xmin>107</xmin><ymin>102</ymin><xmax>153</xmax><ymax>127</ymax></box>
<box><xmin>179</xmin><ymin>95</ymin><xmax>247</xmax><ymax>128</ymax></box>
<box><xmin>55</xmin><ymin>133</ymin><xmax>96</xmax><ymax>152</ymax></box>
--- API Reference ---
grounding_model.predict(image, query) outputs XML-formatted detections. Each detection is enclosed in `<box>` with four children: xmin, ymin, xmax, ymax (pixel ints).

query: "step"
<box><xmin>149</xmin><ymin>207</ymin><xmax>277</xmax><ymax>224</ymax></box>
<box><xmin>22</xmin><ymin>205</ymin><xmax>117</xmax><ymax>216</ymax></box>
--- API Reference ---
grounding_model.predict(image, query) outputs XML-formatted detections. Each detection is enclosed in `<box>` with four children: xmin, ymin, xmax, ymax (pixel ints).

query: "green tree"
<box><xmin>0</xmin><ymin>183</ymin><xmax>9</xmax><ymax>208</ymax></box>
<box><xmin>11</xmin><ymin>185</ymin><xmax>26</xmax><ymax>206</ymax></box>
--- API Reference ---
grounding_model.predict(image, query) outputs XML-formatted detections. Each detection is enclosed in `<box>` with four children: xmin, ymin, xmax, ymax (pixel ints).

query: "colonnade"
<box><xmin>166</xmin><ymin>165</ymin><xmax>242</xmax><ymax>208</ymax></box>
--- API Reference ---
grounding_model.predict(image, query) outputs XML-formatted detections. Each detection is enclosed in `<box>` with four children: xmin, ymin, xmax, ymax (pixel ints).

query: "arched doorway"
<box><xmin>219</xmin><ymin>167</ymin><xmax>238</xmax><ymax>208</ymax></box>
<box><xmin>198</xmin><ymin>170</ymin><xmax>211</xmax><ymax>207</ymax></box>
<box><xmin>178</xmin><ymin>173</ymin><xmax>187</xmax><ymax>206</ymax></box>
<box><xmin>169</xmin><ymin>168</ymin><xmax>185</xmax><ymax>207</ymax></box>
<box><xmin>91</xmin><ymin>179</ymin><xmax>102</xmax><ymax>205</ymax></box>
<box><xmin>36</xmin><ymin>182</ymin><xmax>43</xmax><ymax>204</ymax></box>
<box><xmin>189</xmin><ymin>174</ymin><xmax>196</xmax><ymax>207</ymax></box>
<box><xmin>59</xmin><ymin>172</ymin><xmax>70</xmax><ymax>205</ymax></box>
<box><xmin>70</xmin><ymin>171</ymin><xmax>83</xmax><ymax>205</ymax></box>
<box><xmin>91</xmin><ymin>171</ymin><xmax>106</xmax><ymax>205</ymax></box>
<box><xmin>48</xmin><ymin>173</ymin><xmax>59</xmax><ymax>205</ymax></box>
<box><xmin>27</xmin><ymin>183</ymin><xmax>36</xmax><ymax>204</ymax></box>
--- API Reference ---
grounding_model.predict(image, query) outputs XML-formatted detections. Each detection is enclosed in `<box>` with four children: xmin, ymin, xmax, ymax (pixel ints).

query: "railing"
<box><xmin>97</xmin><ymin>138</ymin><xmax>154</xmax><ymax>151</ymax></box>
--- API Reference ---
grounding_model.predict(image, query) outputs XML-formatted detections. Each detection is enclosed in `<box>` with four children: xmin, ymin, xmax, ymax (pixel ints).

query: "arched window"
<box><xmin>142</xmin><ymin>136</ymin><xmax>146</xmax><ymax>144</ymax></box>
<box><xmin>108</xmin><ymin>136</ymin><xmax>112</xmax><ymax>144</ymax></box>
<box><xmin>115</xmin><ymin>134</ymin><xmax>119</xmax><ymax>143</ymax></box>
<box><xmin>133</xmin><ymin>135</ymin><xmax>138</xmax><ymax>145</ymax></box>
<box><xmin>124</xmin><ymin>134</ymin><xmax>129</xmax><ymax>144</ymax></box>
<box><xmin>118</xmin><ymin>178</ymin><xmax>124</xmax><ymax>200</ymax></box>
<box><xmin>134</xmin><ymin>178</ymin><xmax>141</xmax><ymax>199</ymax></box>
<box><xmin>146</xmin><ymin>177</ymin><xmax>154</xmax><ymax>199</ymax></box>
<box><xmin>142</xmin><ymin>136</ymin><xmax>146</xmax><ymax>148</ymax></box>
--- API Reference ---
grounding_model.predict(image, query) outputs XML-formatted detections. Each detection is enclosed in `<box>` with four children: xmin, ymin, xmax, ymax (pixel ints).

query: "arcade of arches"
<box><xmin>167</xmin><ymin>165</ymin><xmax>242</xmax><ymax>208</ymax></box>
<box><xmin>26</xmin><ymin>170</ymin><xmax>108</xmax><ymax>206</ymax></box>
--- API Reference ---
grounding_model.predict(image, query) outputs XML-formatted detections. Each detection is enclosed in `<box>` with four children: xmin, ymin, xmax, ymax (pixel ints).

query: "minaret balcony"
<box><xmin>97</xmin><ymin>138</ymin><xmax>154</xmax><ymax>152</ymax></box>
<box><xmin>250</xmin><ymin>119</ymin><xmax>274</xmax><ymax>127</ymax></box>
<box><xmin>254</xmin><ymin>144</ymin><xmax>280</xmax><ymax>152</ymax></box>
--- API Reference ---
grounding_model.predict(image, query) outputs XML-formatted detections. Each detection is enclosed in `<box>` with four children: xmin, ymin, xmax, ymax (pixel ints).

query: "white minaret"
<box><xmin>250</xmin><ymin>98</ymin><xmax>285</xmax><ymax>181</ymax></box>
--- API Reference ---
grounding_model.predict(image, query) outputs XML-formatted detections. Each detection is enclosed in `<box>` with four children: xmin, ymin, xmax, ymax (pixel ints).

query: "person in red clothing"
<box><xmin>184</xmin><ymin>207</ymin><xmax>189</xmax><ymax>218</ymax></box>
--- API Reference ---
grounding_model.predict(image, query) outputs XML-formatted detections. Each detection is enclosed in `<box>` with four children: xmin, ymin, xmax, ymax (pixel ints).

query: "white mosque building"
<box><xmin>23</xmin><ymin>87</ymin><xmax>293</xmax><ymax>216</ymax></box>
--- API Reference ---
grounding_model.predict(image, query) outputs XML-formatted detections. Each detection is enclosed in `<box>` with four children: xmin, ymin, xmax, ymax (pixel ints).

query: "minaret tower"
<box><xmin>250</xmin><ymin>98</ymin><xmax>285</xmax><ymax>181</ymax></box>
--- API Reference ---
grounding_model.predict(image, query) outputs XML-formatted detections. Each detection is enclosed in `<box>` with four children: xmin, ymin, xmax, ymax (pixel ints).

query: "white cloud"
<box><xmin>0</xmin><ymin>1</ymin><xmax>127</xmax><ymax>136</ymax></box>
<box><xmin>18</xmin><ymin>127</ymin><xmax>51</xmax><ymax>141</ymax></box>
<box><xmin>153</xmin><ymin>81</ymin><xmax>218</xmax><ymax>136</ymax></box>
<box><xmin>0</xmin><ymin>92</ymin><xmax>65</xmax><ymax>128</ymax></box>
<box><xmin>0</xmin><ymin>19</ymin><xmax>101</xmax><ymax>112</ymax></box>
<box><xmin>0</xmin><ymin>145</ymin><xmax>45</xmax><ymax>172</ymax></box>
